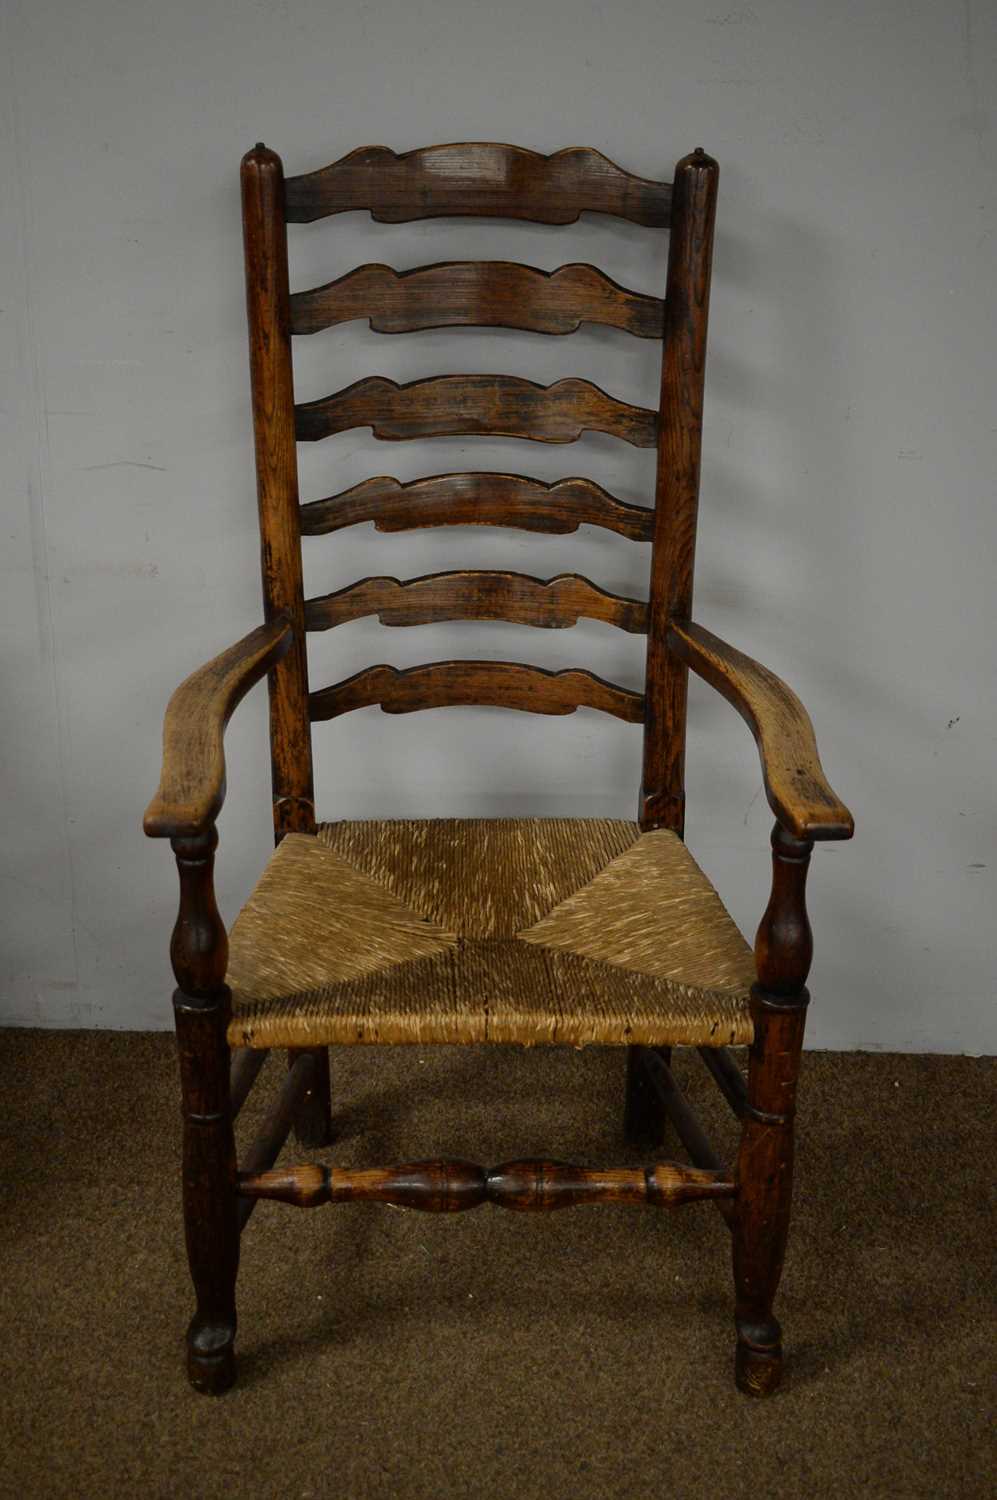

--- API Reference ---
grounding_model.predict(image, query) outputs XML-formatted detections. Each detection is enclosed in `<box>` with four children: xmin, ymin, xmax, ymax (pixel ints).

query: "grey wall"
<box><xmin>2</xmin><ymin>0</ymin><xmax>994</xmax><ymax>1051</ymax></box>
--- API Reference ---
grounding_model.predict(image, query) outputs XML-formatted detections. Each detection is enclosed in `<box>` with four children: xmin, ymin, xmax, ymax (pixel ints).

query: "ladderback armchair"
<box><xmin>144</xmin><ymin>142</ymin><xmax>853</xmax><ymax>1398</ymax></box>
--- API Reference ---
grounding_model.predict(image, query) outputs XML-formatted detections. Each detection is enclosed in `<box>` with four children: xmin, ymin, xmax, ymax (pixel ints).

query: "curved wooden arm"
<box><xmin>143</xmin><ymin>618</ymin><xmax>293</xmax><ymax>839</ymax></box>
<box><xmin>667</xmin><ymin>619</ymin><xmax>854</xmax><ymax>842</ymax></box>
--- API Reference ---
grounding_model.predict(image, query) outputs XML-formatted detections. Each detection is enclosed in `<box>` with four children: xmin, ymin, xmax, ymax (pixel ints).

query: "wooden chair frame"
<box><xmin>144</xmin><ymin>143</ymin><xmax>853</xmax><ymax>1398</ymax></box>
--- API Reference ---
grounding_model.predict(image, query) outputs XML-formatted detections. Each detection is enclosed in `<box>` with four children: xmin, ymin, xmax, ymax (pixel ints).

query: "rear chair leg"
<box><xmin>289</xmin><ymin>1047</ymin><xmax>333</xmax><ymax>1147</ymax></box>
<box><xmin>732</xmin><ymin>823</ymin><xmax>813</xmax><ymax>1396</ymax></box>
<box><xmin>623</xmin><ymin>1045</ymin><xmax>671</xmax><ymax>1147</ymax></box>
<box><xmin>171</xmin><ymin>831</ymin><xmax>240</xmax><ymax>1394</ymax></box>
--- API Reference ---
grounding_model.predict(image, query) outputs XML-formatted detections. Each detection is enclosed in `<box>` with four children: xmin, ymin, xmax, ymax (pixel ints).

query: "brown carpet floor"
<box><xmin>0</xmin><ymin>1030</ymin><xmax>993</xmax><ymax>1499</ymax></box>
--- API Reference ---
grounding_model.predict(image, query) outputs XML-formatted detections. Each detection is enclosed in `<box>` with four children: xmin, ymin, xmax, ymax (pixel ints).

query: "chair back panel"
<box><xmin>241</xmin><ymin>142</ymin><xmax>717</xmax><ymax>841</ymax></box>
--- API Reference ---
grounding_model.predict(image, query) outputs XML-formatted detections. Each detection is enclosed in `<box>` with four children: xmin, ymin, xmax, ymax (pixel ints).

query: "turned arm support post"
<box><xmin>169</xmin><ymin>828</ymin><xmax>229</xmax><ymax>997</ymax></box>
<box><xmin>755</xmin><ymin>822</ymin><xmax>814</xmax><ymax>998</ymax></box>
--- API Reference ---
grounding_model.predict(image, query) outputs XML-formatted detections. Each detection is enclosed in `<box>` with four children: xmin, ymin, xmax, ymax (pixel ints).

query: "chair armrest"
<box><xmin>667</xmin><ymin>619</ymin><xmax>854</xmax><ymax>842</ymax></box>
<box><xmin>143</xmin><ymin>617</ymin><xmax>293</xmax><ymax>840</ymax></box>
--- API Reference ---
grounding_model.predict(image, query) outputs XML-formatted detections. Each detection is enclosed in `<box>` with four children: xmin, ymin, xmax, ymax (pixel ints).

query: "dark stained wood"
<box><xmin>237</xmin><ymin>1159</ymin><xmax>735</xmax><ymax>1211</ymax></box>
<box><xmin>639</xmin><ymin>1047</ymin><xmax>735</xmax><ymax>1224</ymax></box>
<box><xmin>753</xmin><ymin>822</ymin><xmax>814</xmax><ymax>997</ymax></box>
<box><xmin>640</xmin><ymin>148</ymin><xmax>719</xmax><ymax>834</ymax></box>
<box><xmin>241</xmin><ymin>145</ymin><xmax>315</xmax><ymax>839</ymax></box>
<box><xmin>732</xmin><ymin>822</ymin><xmax>814</xmax><ymax>1396</ymax></box>
<box><xmin>623</xmin><ymin>1045</ymin><xmax>671</xmax><ymax>1148</ymax></box>
<box><xmin>300</xmin><ymin>472</ymin><xmax>654</xmax><ymax>541</ymax></box>
<box><xmin>304</xmin><ymin>571</ymin><xmax>648</xmax><ymax>633</ymax></box>
<box><xmin>170</xmin><ymin>828</ymin><xmax>238</xmax><ymax>1395</ymax></box>
<box><xmin>143</xmin><ymin>618</ymin><xmax>292</xmax><ymax>841</ymax></box>
<box><xmin>147</xmin><ymin>139</ymin><xmax>856</xmax><ymax>1399</ymax></box>
<box><xmin>290</xmin><ymin>261</ymin><xmax>664</xmax><ymax>338</ymax></box>
<box><xmin>287</xmin><ymin>1045</ymin><xmax>333</xmax><ymax>1148</ymax></box>
<box><xmin>698</xmin><ymin>1045</ymin><xmax>747</xmax><ymax>1118</ymax></box>
<box><xmin>229</xmin><ymin>1047</ymin><xmax>268</xmax><ymax>1120</ymax></box>
<box><xmin>489</xmin><ymin>1159</ymin><xmax>732</xmax><ymax>1210</ymax></box>
<box><xmin>309</xmin><ymin>661</ymin><xmax>645</xmax><ymax>723</ymax></box>
<box><xmin>668</xmin><ymin>619</ymin><xmax>854</xmax><ymax>841</ymax></box>
<box><xmin>295</xmin><ymin>375</ymin><xmax>658</xmax><ymax>446</ymax></box>
<box><xmin>284</xmin><ymin>143</ymin><xmax>672</xmax><ymax>227</ymax></box>
<box><xmin>237</xmin><ymin>1051</ymin><xmax>316</xmax><ymax>1230</ymax></box>
<box><xmin>265</xmin><ymin>1160</ymin><xmax>487</xmax><ymax>1212</ymax></box>
<box><xmin>639</xmin><ymin>1049</ymin><xmax>726</xmax><ymax>1175</ymax></box>
<box><xmin>169</xmin><ymin>829</ymin><xmax>228</xmax><ymax>998</ymax></box>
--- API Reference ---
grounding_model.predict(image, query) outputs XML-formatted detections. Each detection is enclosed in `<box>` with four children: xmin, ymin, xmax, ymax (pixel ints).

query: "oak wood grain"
<box><xmin>309</xmin><ymin>660</ymin><xmax>645</xmax><ymax>723</ymax></box>
<box><xmin>295</xmin><ymin>374</ymin><xmax>658</xmax><ymax>446</ymax></box>
<box><xmin>641</xmin><ymin>148</ymin><xmax>719</xmax><ymax>833</ymax></box>
<box><xmin>667</xmin><ymin>619</ymin><xmax>854</xmax><ymax>841</ymax></box>
<box><xmin>143</xmin><ymin>618</ymin><xmax>292</xmax><ymax>840</ymax></box>
<box><xmin>241</xmin><ymin>145</ymin><xmax>315</xmax><ymax>838</ymax></box>
<box><xmin>284</xmin><ymin>143</ymin><xmax>672</xmax><ymax>226</ymax></box>
<box><xmin>299</xmin><ymin>472</ymin><xmax>654</xmax><ymax>540</ymax></box>
<box><xmin>237</xmin><ymin>1159</ymin><xmax>735</xmax><ymax>1211</ymax></box>
<box><xmin>289</xmin><ymin>261</ymin><xmax>664</xmax><ymax>337</ymax></box>
<box><xmin>304</xmin><ymin>571</ymin><xmax>648</xmax><ymax>633</ymax></box>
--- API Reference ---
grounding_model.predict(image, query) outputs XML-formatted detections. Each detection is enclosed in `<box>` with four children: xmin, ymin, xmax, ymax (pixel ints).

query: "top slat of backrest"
<box><xmin>284</xmin><ymin>144</ymin><xmax>672</xmax><ymax>227</ymax></box>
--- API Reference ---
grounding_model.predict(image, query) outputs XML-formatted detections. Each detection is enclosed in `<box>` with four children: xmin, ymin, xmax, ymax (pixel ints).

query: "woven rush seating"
<box><xmin>227</xmin><ymin>818</ymin><xmax>756</xmax><ymax>1050</ymax></box>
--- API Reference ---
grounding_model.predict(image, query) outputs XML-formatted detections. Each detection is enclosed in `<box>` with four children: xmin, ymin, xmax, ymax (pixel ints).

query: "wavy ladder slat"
<box><xmin>304</xmin><ymin>572</ymin><xmax>649</xmax><ymax>633</ymax></box>
<box><xmin>299</xmin><ymin>473</ymin><xmax>654</xmax><ymax>541</ymax></box>
<box><xmin>289</xmin><ymin>262</ymin><xmax>665</xmax><ymax>338</ymax></box>
<box><xmin>309</xmin><ymin>661</ymin><xmax>645</xmax><ymax>723</ymax></box>
<box><xmin>295</xmin><ymin>375</ymin><xmax>658</xmax><ymax>446</ymax></box>
<box><xmin>284</xmin><ymin>144</ymin><xmax>672</xmax><ymax>227</ymax></box>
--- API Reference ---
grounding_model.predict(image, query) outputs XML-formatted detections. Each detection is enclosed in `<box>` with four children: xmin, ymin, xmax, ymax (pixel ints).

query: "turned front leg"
<box><xmin>732</xmin><ymin>822</ymin><xmax>813</xmax><ymax>1396</ymax></box>
<box><xmin>171</xmin><ymin>830</ymin><xmax>240</xmax><ymax>1395</ymax></box>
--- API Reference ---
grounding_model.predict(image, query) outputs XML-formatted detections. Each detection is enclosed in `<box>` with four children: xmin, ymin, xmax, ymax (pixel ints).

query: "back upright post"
<box><xmin>626</xmin><ymin>149</ymin><xmax>718</xmax><ymax>1149</ymax></box>
<box><xmin>640</xmin><ymin>148</ymin><xmax>719</xmax><ymax>834</ymax></box>
<box><xmin>241</xmin><ymin>145</ymin><xmax>331</xmax><ymax>1148</ymax></box>
<box><xmin>240</xmin><ymin>144</ymin><xmax>315</xmax><ymax>841</ymax></box>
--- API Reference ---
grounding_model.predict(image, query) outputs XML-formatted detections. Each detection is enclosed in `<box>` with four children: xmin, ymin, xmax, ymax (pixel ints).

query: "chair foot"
<box><xmin>623</xmin><ymin>1044</ymin><xmax>669</xmax><ymax>1148</ymax></box>
<box><xmin>735</xmin><ymin>1338</ymin><xmax>783</xmax><ymax>1396</ymax></box>
<box><xmin>187</xmin><ymin>1319</ymin><xmax>237</xmax><ymax>1395</ymax></box>
<box><xmin>734</xmin><ymin>1315</ymin><xmax>783</xmax><ymax>1397</ymax></box>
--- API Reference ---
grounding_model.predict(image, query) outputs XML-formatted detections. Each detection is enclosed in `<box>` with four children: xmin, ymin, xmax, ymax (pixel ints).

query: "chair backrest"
<box><xmin>240</xmin><ymin>142</ymin><xmax>718</xmax><ymax>842</ymax></box>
